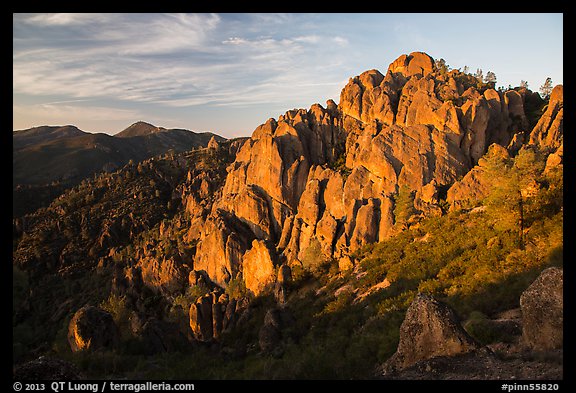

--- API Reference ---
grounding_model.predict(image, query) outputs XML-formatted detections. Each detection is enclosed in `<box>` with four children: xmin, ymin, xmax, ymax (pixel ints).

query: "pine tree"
<box><xmin>484</xmin><ymin>71</ymin><xmax>497</xmax><ymax>84</ymax></box>
<box><xmin>393</xmin><ymin>184</ymin><xmax>416</xmax><ymax>227</ymax></box>
<box><xmin>435</xmin><ymin>58</ymin><xmax>449</xmax><ymax>75</ymax></box>
<box><xmin>474</xmin><ymin>68</ymin><xmax>484</xmax><ymax>81</ymax></box>
<box><xmin>539</xmin><ymin>77</ymin><xmax>553</xmax><ymax>99</ymax></box>
<box><xmin>484</xmin><ymin>147</ymin><xmax>545</xmax><ymax>249</ymax></box>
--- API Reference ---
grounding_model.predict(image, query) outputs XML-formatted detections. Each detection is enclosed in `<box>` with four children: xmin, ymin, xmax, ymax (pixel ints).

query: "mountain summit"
<box><xmin>115</xmin><ymin>121</ymin><xmax>166</xmax><ymax>138</ymax></box>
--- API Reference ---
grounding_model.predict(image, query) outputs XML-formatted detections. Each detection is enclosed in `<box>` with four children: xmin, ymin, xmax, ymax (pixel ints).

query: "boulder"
<box><xmin>277</xmin><ymin>264</ymin><xmax>292</xmax><ymax>284</ymax></box>
<box><xmin>338</xmin><ymin>255</ymin><xmax>354</xmax><ymax>271</ymax></box>
<box><xmin>544</xmin><ymin>144</ymin><xmax>562</xmax><ymax>173</ymax></box>
<box><xmin>382</xmin><ymin>294</ymin><xmax>481</xmax><ymax>374</ymax></box>
<box><xmin>13</xmin><ymin>356</ymin><xmax>82</xmax><ymax>380</ymax></box>
<box><xmin>189</xmin><ymin>290</ymin><xmax>237</xmax><ymax>341</ymax></box>
<box><xmin>258</xmin><ymin>320</ymin><xmax>281</xmax><ymax>354</ymax></box>
<box><xmin>193</xmin><ymin>212</ymin><xmax>254</xmax><ymax>287</ymax></box>
<box><xmin>520</xmin><ymin>267</ymin><xmax>563</xmax><ymax>351</ymax></box>
<box><xmin>67</xmin><ymin>306</ymin><xmax>119</xmax><ymax>352</ymax></box>
<box><xmin>349</xmin><ymin>198</ymin><xmax>380</xmax><ymax>252</ymax></box>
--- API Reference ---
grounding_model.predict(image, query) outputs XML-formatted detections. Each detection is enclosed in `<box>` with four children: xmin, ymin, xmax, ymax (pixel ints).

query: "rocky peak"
<box><xmin>207</xmin><ymin>136</ymin><xmax>220</xmax><ymax>150</ymax></box>
<box><xmin>116</xmin><ymin>121</ymin><xmax>165</xmax><ymax>138</ymax></box>
<box><xmin>387</xmin><ymin>51</ymin><xmax>435</xmax><ymax>78</ymax></box>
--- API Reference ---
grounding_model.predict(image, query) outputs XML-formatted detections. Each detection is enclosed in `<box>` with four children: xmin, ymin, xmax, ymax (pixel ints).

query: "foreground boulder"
<box><xmin>381</xmin><ymin>294</ymin><xmax>481</xmax><ymax>374</ymax></box>
<box><xmin>67</xmin><ymin>305</ymin><xmax>119</xmax><ymax>352</ymax></box>
<box><xmin>520</xmin><ymin>267</ymin><xmax>563</xmax><ymax>351</ymax></box>
<box><xmin>13</xmin><ymin>356</ymin><xmax>82</xmax><ymax>380</ymax></box>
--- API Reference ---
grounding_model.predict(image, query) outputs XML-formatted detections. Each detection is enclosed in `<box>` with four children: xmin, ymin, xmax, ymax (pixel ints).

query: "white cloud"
<box><xmin>333</xmin><ymin>36</ymin><xmax>349</xmax><ymax>46</ymax></box>
<box><xmin>21</xmin><ymin>13</ymin><xmax>116</xmax><ymax>26</ymax></box>
<box><xmin>222</xmin><ymin>37</ymin><xmax>248</xmax><ymax>45</ymax></box>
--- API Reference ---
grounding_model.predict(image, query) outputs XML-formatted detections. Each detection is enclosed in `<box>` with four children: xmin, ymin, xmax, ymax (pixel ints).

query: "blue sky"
<box><xmin>13</xmin><ymin>13</ymin><xmax>563</xmax><ymax>139</ymax></box>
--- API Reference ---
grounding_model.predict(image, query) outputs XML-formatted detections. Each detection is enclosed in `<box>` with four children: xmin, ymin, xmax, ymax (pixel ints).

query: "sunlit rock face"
<box><xmin>189</xmin><ymin>51</ymin><xmax>537</xmax><ymax>298</ymax></box>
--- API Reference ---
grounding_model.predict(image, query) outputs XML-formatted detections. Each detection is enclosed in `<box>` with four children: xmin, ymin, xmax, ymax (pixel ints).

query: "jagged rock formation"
<box><xmin>67</xmin><ymin>306</ymin><xmax>119</xmax><ymax>352</ymax></box>
<box><xmin>446</xmin><ymin>84</ymin><xmax>562</xmax><ymax>211</ymax></box>
<box><xmin>189</xmin><ymin>291</ymin><xmax>245</xmax><ymax>342</ymax></box>
<box><xmin>529</xmin><ymin>85</ymin><xmax>563</xmax><ymax>151</ymax></box>
<box><xmin>520</xmin><ymin>267</ymin><xmax>563</xmax><ymax>351</ymax></box>
<box><xmin>381</xmin><ymin>294</ymin><xmax>482</xmax><ymax>374</ymax></box>
<box><xmin>190</xmin><ymin>51</ymin><xmax>545</xmax><ymax>295</ymax></box>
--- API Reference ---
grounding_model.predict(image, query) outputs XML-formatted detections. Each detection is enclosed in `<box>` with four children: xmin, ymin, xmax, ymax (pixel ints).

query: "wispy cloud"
<box><xmin>14</xmin><ymin>13</ymin><xmax>350</xmax><ymax>112</ymax></box>
<box><xmin>21</xmin><ymin>13</ymin><xmax>116</xmax><ymax>26</ymax></box>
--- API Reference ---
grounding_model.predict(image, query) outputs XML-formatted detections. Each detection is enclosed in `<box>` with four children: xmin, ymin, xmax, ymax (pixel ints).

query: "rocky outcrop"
<box><xmin>189</xmin><ymin>291</ymin><xmax>244</xmax><ymax>341</ymax></box>
<box><xmin>529</xmin><ymin>85</ymin><xmax>563</xmax><ymax>151</ymax></box>
<box><xmin>388</xmin><ymin>51</ymin><xmax>435</xmax><ymax>78</ymax></box>
<box><xmin>192</xmin><ymin>211</ymin><xmax>255</xmax><ymax>287</ymax></box>
<box><xmin>446</xmin><ymin>144</ymin><xmax>510</xmax><ymax>210</ymax></box>
<box><xmin>192</xmin><ymin>103</ymin><xmax>345</xmax><ymax>289</ymax></box>
<box><xmin>382</xmin><ymin>294</ymin><xmax>481</xmax><ymax>374</ymax></box>
<box><xmin>186</xmin><ymin>51</ymin><xmax>535</xmax><ymax>299</ymax></box>
<box><xmin>137</xmin><ymin>256</ymin><xmax>190</xmax><ymax>295</ymax></box>
<box><xmin>67</xmin><ymin>306</ymin><xmax>119</xmax><ymax>352</ymax></box>
<box><xmin>207</xmin><ymin>136</ymin><xmax>220</xmax><ymax>150</ymax></box>
<box><xmin>242</xmin><ymin>240</ymin><xmax>277</xmax><ymax>296</ymax></box>
<box><xmin>520</xmin><ymin>267</ymin><xmax>563</xmax><ymax>351</ymax></box>
<box><xmin>544</xmin><ymin>143</ymin><xmax>563</xmax><ymax>174</ymax></box>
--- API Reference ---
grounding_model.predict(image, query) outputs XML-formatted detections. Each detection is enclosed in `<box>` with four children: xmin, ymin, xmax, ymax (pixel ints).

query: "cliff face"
<box><xmin>189</xmin><ymin>51</ymin><xmax>562</xmax><ymax>292</ymax></box>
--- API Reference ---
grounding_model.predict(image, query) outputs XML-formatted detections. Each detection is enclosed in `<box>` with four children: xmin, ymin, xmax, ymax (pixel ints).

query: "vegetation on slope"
<box><xmin>13</xmin><ymin>145</ymin><xmax>236</xmax><ymax>365</ymax></box>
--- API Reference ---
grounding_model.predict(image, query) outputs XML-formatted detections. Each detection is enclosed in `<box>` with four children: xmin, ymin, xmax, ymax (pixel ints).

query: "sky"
<box><xmin>13</xmin><ymin>13</ymin><xmax>563</xmax><ymax>139</ymax></box>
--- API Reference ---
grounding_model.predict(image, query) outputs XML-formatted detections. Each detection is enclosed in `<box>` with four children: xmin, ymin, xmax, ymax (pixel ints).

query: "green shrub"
<box><xmin>100</xmin><ymin>293</ymin><xmax>130</xmax><ymax>335</ymax></box>
<box><xmin>463</xmin><ymin>311</ymin><xmax>518</xmax><ymax>345</ymax></box>
<box><xmin>225</xmin><ymin>276</ymin><xmax>248</xmax><ymax>300</ymax></box>
<box><xmin>301</xmin><ymin>238</ymin><xmax>329</xmax><ymax>274</ymax></box>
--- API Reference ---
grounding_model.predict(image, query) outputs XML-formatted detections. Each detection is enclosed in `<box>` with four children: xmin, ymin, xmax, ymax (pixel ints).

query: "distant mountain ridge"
<box><xmin>13</xmin><ymin>125</ymin><xmax>88</xmax><ymax>150</ymax></box>
<box><xmin>13</xmin><ymin>121</ymin><xmax>226</xmax><ymax>216</ymax></box>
